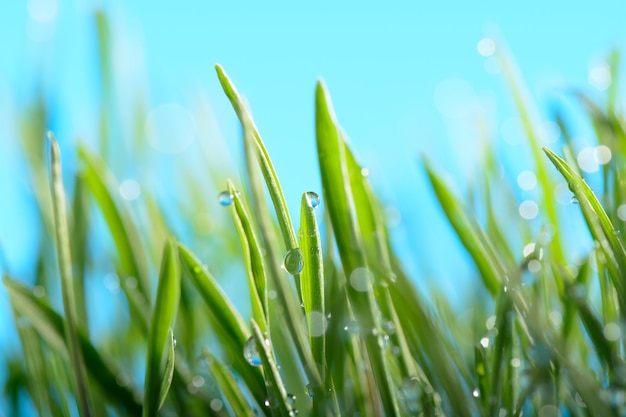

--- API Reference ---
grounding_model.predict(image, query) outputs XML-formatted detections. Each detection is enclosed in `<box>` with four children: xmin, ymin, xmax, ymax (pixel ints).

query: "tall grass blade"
<box><xmin>48</xmin><ymin>132</ymin><xmax>93</xmax><ymax>417</ymax></box>
<box><xmin>143</xmin><ymin>238</ymin><xmax>181</xmax><ymax>417</ymax></box>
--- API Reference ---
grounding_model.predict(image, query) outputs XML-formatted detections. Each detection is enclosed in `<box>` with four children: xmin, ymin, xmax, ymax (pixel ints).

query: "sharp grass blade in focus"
<box><xmin>143</xmin><ymin>239</ymin><xmax>180</xmax><ymax>417</ymax></box>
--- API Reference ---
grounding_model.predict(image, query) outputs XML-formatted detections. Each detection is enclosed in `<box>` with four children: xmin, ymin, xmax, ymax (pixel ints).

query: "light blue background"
<box><xmin>0</xmin><ymin>0</ymin><xmax>625</xmax><ymax>412</ymax></box>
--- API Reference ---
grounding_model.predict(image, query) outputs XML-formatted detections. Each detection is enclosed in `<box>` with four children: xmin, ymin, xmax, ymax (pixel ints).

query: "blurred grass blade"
<box><xmin>157</xmin><ymin>328</ymin><xmax>176</xmax><ymax>411</ymax></box>
<box><xmin>226</xmin><ymin>180</ymin><xmax>269</xmax><ymax>333</ymax></box>
<box><xmin>78</xmin><ymin>144</ymin><xmax>151</xmax><ymax>302</ymax></box>
<box><xmin>250</xmin><ymin>319</ymin><xmax>294</xmax><ymax>416</ymax></box>
<box><xmin>422</xmin><ymin>158</ymin><xmax>503</xmax><ymax>296</ymax></box>
<box><xmin>3</xmin><ymin>276</ymin><xmax>142</xmax><ymax>415</ymax></box>
<box><xmin>202</xmin><ymin>348</ymin><xmax>256</xmax><ymax>417</ymax></box>
<box><xmin>298</xmin><ymin>192</ymin><xmax>325</xmax><ymax>373</ymax></box>
<box><xmin>48</xmin><ymin>132</ymin><xmax>93</xmax><ymax>417</ymax></box>
<box><xmin>543</xmin><ymin>147</ymin><xmax>626</xmax><ymax>311</ymax></box>
<box><xmin>143</xmin><ymin>238</ymin><xmax>180</xmax><ymax>417</ymax></box>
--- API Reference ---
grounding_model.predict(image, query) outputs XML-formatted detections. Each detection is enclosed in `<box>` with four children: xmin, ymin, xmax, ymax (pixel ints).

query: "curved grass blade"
<box><xmin>157</xmin><ymin>328</ymin><xmax>176</xmax><ymax>411</ymax></box>
<box><xmin>3</xmin><ymin>276</ymin><xmax>142</xmax><ymax>415</ymax></box>
<box><xmin>177</xmin><ymin>243</ymin><xmax>267</xmax><ymax>405</ymax></box>
<box><xmin>215</xmin><ymin>64</ymin><xmax>299</xmax><ymax>257</ymax></box>
<box><xmin>422</xmin><ymin>158</ymin><xmax>503</xmax><ymax>296</ymax></box>
<box><xmin>143</xmin><ymin>238</ymin><xmax>180</xmax><ymax>417</ymax></box>
<box><xmin>48</xmin><ymin>133</ymin><xmax>93</xmax><ymax>417</ymax></box>
<box><xmin>543</xmin><ymin>147</ymin><xmax>626</xmax><ymax>311</ymax></box>
<box><xmin>227</xmin><ymin>180</ymin><xmax>268</xmax><ymax>333</ymax></box>
<box><xmin>316</xmin><ymin>80</ymin><xmax>400</xmax><ymax>415</ymax></box>
<box><xmin>250</xmin><ymin>319</ymin><xmax>294</xmax><ymax>416</ymax></box>
<box><xmin>78</xmin><ymin>145</ymin><xmax>151</xmax><ymax>303</ymax></box>
<box><xmin>240</xmin><ymin>95</ymin><xmax>323</xmax><ymax>389</ymax></box>
<box><xmin>202</xmin><ymin>348</ymin><xmax>256</xmax><ymax>417</ymax></box>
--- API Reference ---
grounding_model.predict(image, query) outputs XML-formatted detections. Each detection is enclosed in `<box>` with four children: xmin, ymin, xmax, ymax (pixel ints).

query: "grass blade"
<box><xmin>422</xmin><ymin>157</ymin><xmax>504</xmax><ymax>296</ymax></box>
<box><xmin>250</xmin><ymin>319</ymin><xmax>295</xmax><ymax>416</ymax></box>
<box><xmin>177</xmin><ymin>243</ymin><xmax>267</xmax><ymax>406</ymax></box>
<box><xmin>48</xmin><ymin>132</ymin><xmax>93</xmax><ymax>417</ymax></box>
<box><xmin>143</xmin><ymin>238</ymin><xmax>181</xmax><ymax>417</ymax></box>
<box><xmin>78</xmin><ymin>145</ymin><xmax>151</xmax><ymax>304</ymax></box>
<box><xmin>543</xmin><ymin>147</ymin><xmax>626</xmax><ymax>312</ymax></box>
<box><xmin>226</xmin><ymin>180</ymin><xmax>269</xmax><ymax>333</ymax></box>
<box><xmin>3</xmin><ymin>276</ymin><xmax>142</xmax><ymax>415</ymax></box>
<box><xmin>202</xmin><ymin>348</ymin><xmax>257</xmax><ymax>417</ymax></box>
<box><xmin>316</xmin><ymin>80</ymin><xmax>400</xmax><ymax>415</ymax></box>
<box><xmin>298</xmin><ymin>191</ymin><xmax>325</xmax><ymax>373</ymax></box>
<box><xmin>157</xmin><ymin>328</ymin><xmax>176</xmax><ymax>411</ymax></box>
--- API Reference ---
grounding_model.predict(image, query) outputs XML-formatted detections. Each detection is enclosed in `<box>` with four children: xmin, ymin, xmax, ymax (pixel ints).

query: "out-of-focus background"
<box><xmin>0</xmin><ymin>0</ymin><xmax>624</xmax><ymax>413</ymax></box>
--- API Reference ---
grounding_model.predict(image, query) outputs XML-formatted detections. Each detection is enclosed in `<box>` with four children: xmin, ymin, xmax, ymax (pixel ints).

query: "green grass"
<box><xmin>3</xmin><ymin>15</ymin><xmax>626</xmax><ymax>416</ymax></box>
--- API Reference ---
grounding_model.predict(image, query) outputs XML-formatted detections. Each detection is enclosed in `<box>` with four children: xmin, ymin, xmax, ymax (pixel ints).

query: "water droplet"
<box><xmin>343</xmin><ymin>320</ymin><xmax>360</xmax><ymax>335</ymax></box>
<box><xmin>192</xmin><ymin>375</ymin><xmax>205</xmax><ymax>387</ymax></box>
<box><xmin>510</xmin><ymin>358</ymin><xmax>521</xmax><ymax>368</ymax></box>
<box><xmin>383</xmin><ymin>320</ymin><xmax>396</xmax><ymax>335</ymax></box>
<box><xmin>349</xmin><ymin>267</ymin><xmax>374</xmax><ymax>292</ymax></box>
<box><xmin>361</xmin><ymin>167</ymin><xmax>370</xmax><ymax>177</ymax></box>
<box><xmin>379</xmin><ymin>334</ymin><xmax>390</xmax><ymax>348</ymax></box>
<box><xmin>282</xmin><ymin>248</ymin><xmax>303</xmax><ymax>274</ymax></box>
<box><xmin>603</xmin><ymin>323</ymin><xmax>621</xmax><ymax>341</ymax></box>
<box><xmin>218</xmin><ymin>191</ymin><xmax>233</xmax><ymax>206</ymax></box>
<box><xmin>304</xmin><ymin>311</ymin><xmax>328</xmax><ymax>337</ymax></box>
<box><xmin>480</xmin><ymin>337</ymin><xmax>489</xmax><ymax>348</ymax></box>
<box><xmin>391</xmin><ymin>346</ymin><xmax>401</xmax><ymax>356</ymax></box>
<box><xmin>306</xmin><ymin>384</ymin><xmax>314</xmax><ymax>398</ymax></box>
<box><xmin>472</xmin><ymin>388</ymin><xmax>480</xmax><ymax>398</ymax></box>
<box><xmin>287</xmin><ymin>393</ymin><xmax>296</xmax><ymax>406</ymax></box>
<box><xmin>210</xmin><ymin>398</ymin><xmax>223</xmax><ymax>411</ymax></box>
<box><xmin>305</xmin><ymin>192</ymin><xmax>320</xmax><ymax>208</ymax></box>
<box><xmin>192</xmin><ymin>265</ymin><xmax>202</xmax><ymax>274</ymax></box>
<box><xmin>33</xmin><ymin>285</ymin><xmax>45</xmax><ymax>298</ymax></box>
<box><xmin>264</xmin><ymin>399</ymin><xmax>270</xmax><ymax>407</ymax></box>
<box><xmin>570</xmin><ymin>196</ymin><xmax>579</xmax><ymax>204</ymax></box>
<box><xmin>172</xmin><ymin>337</ymin><xmax>177</xmax><ymax>349</ymax></box>
<box><xmin>243</xmin><ymin>336</ymin><xmax>262</xmax><ymax>366</ymax></box>
<box><xmin>288</xmin><ymin>410</ymin><xmax>299</xmax><ymax>416</ymax></box>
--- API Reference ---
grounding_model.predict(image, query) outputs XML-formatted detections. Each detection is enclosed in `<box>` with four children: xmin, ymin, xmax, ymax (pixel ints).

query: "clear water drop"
<box><xmin>288</xmin><ymin>410</ymin><xmax>299</xmax><ymax>416</ymax></box>
<box><xmin>472</xmin><ymin>388</ymin><xmax>480</xmax><ymax>398</ymax></box>
<box><xmin>218</xmin><ymin>191</ymin><xmax>233</xmax><ymax>206</ymax></box>
<box><xmin>282</xmin><ymin>248</ymin><xmax>303</xmax><ymax>274</ymax></box>
<box><xmin>306</xmin><ymin>384</ymin><xmax>314</xmax><ymax>398</ymax></box>
<box><xmin>263</xmin><ymin>399</ymin><xmax>270</xmax><ymax>407</ymax></box>
<box><xmin>243</xmin><ymin>336</ymin><xmax>262</xmax><ymax>366</ymax></box>
<box><xmin>286</xmin><ymin>393</ymin><xmax>296</xmax><ymax>406</ymax></box>
<box><xmin>570</xmin><ymin>195</ymin><xmax>579</xmax><ymax>204</ymax></box>
<box><xmin>173</xmin><ymin>337</ymin><xmax>177</xmax><ymax>350</ymax></box>
<box><xmin>343</xmin><ymin>320</ymin><xmax>360</xmax><ymax>335</ymax></box>
<box><xmin>305</xmin><ymin>192</ymin><xmax>320</xmax><ymax>208</ymax></box>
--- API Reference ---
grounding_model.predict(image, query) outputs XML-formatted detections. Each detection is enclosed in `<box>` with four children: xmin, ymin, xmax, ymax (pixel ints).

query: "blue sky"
<box><xmin>0</xmin><ymin>0</ymin><xmax>625</xmax><ymax>382</ymax></box>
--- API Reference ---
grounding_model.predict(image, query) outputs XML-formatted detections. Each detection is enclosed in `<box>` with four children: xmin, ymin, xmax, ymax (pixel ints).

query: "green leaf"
<box><xmin>3</xmin><ymin>276</ymin><xmax>142</xmax><ymax>415</ymax></box>
<box><xmin>78</xmin><ymin>145</ymin><xmax>151</xmax><ymax>307</ymax></box>
<box><xmin>226</xmin><ymin>180</ymin><xmax>268</xmax><ymax>333</ymax></box>
<box><xmin>298</xmin><ymin>192</ymin><xmax>325</xmax><ymax>370</ymax></box>
<box><xmin>157</xmin><ymin>328</ymin><xmax>176</xmax><ymax>412</ymax></box>
<box><xmin>202</xmin><ymin>348</ymin><xmax>256</xmax><ymax>417</ymax></box>
<box><xmin>250</xmin><ymin>319</ymin><xmax>294</xmax><ymax>416</ymax></box>
<box><xmin>422</xmin><ymin>158</ymin><xmax>503</xmax><ymax>296</ymax></box>
<box><xmin>48</xmin><ymin>133</ymin><xmax>93</xmax><ymax>417</ymax></box>
<box><xmin>143</xmin><ymin>238</ymin><xmax>180</xmax><ymax>417</ymax></box>
<box><xmin>543</xmin><ymin>147</ymin><xmax>626</xmax><ymax>312</ymax></box>
<box><xmin>177</xmin><ymin>243</ymin><xmax>267</xmax><ymax>406</ymax></box>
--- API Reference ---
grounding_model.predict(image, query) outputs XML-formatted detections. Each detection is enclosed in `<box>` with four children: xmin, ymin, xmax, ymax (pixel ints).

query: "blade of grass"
<box><xmin>48</xmin><ymin>132</ymin><xmax>93</xmax><ymax>417</ymax></box>
<box><xmin>143</xmin><ymin>238</ymin><xmax>181</xmax><ymax>417</ymax></box>
<box><xmin>78</xmin><ymin>145</ymin><xmax>151</xmax><ymax>305</ymax></box>
<box><xmin>202</xmin><ymin>348</ymin><xmax>257</xmax><ymax>417</ymax></box>
<box><xmin>177</xmin><ymin>243</ymin><xmax>267</xmax><ymax>406</ymax></box>
<box><xmin>250</xmin><ymin>319</ymin><xmax>294</xmax><ymax>416</ymax></box>
<box><xmin>315</xmin><ymin>80</ymin><xmax>400</xmax><ymax>415</ymax></box>
<box><xmin>543</xmin><ymin>147</ymin><xmax>626</xmax><ymax>312</ymax></box>
<box><xmin>3</xmin><ymin>276</ymin><xmax>142</xmax><ymax>415</ymax></box>
<box><xmin>422</xmin><ymin>157</ymin><xmax>503</xmax><ymax>296</ymax></box>
<box><xmin>226</xmin><ymin>180</ymin><xmax>269</xmax><ymax>333</ymax></box>
<box><xmin>157</xmin><ymin>328</ymin><xmax>176</xmax><ymax>411</ymax></box>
